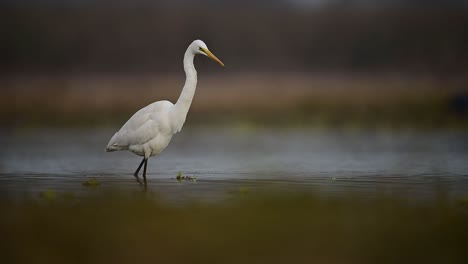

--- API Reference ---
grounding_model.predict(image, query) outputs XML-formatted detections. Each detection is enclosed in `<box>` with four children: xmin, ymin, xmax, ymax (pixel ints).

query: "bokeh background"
<box><xmin>2</xmin><ymin>0</ymin><xmax>468</xmax><ymax>129</ymax></box>
<box><xmin>2</xmin><ymin>2</ymin><xmax>468</xmax><ymax>264</ymax></box>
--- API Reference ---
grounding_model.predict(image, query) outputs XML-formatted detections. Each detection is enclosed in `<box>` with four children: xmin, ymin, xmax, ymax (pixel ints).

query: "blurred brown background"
<box><xmin>1</xmin><ymin>0</ymin><xmax>468</xmax><ymax>129</ymax></box>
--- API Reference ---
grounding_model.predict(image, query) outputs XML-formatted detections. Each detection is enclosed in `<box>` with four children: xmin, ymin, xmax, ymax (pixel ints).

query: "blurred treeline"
<box><xmin>1</xmin><ymin>4</ymin><xmax>467</xmax><ymax>74</ymax></box>
<box><xmin>1</xmin><ymin>2</ymin><xmax>468</xmax><ymax>129</ymax></box>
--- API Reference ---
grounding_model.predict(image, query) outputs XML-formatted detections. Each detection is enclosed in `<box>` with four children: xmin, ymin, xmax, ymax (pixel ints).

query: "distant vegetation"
<box><xmin>2</xmin><ymin>73</ymin><xmax>467</xmax><ymax>129</ymax></box>
<box><xmin>0</xmin><ymin>6</ymin><xmax>467</xmax><ymax>74</ymax></box>
<box><xmin>2</xmin><ymin>5</ymin><xmax>467</xmax><ymax>129</ymax></box>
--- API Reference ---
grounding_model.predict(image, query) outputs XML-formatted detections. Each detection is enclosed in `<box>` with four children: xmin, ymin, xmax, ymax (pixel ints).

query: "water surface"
<box><xmin>1</xmin><ymin>127</ymin><xmax>467</xmax><ymax>202</ymax></box>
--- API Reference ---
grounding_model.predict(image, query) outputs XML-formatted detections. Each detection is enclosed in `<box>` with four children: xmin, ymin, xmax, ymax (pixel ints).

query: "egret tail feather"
<box><xmin>105</xmin><ymin>144</ymin><xmax>127</xmax><ymax>152</ymax></box>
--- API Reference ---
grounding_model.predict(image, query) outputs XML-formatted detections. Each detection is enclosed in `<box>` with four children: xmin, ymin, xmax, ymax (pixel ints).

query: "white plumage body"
<box><xmin>106</xmin><ymin>100</ymin><xmax>179</xmax><ymax>158</ymax></box>
<box><xmin>105</xmin><ymin>39</ymin><xmax>224</xmax><ymax>183</ymax></box>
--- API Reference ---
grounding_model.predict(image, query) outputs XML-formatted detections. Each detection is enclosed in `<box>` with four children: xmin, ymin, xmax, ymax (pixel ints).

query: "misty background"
<box><xmin>1</xmin><ymin>0</ymin><xmax>468</xmax><ymax>128</ymax></box>
<box><xmin>2</xmin><ymin>4</ymin><xmax>468</xmax><ymax>262</ymax></box>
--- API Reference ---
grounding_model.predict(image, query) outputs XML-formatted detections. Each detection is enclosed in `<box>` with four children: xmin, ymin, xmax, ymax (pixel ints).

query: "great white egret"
<box><xmin>105</xmin><ymin>40</ymin><xmax>224</xmax><ymax>184</ymax></box>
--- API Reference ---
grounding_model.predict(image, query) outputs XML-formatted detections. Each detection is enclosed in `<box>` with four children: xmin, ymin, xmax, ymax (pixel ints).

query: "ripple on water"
<box><xmin>0</xmin><ymin>128</ymin><xmax>468</xmax><ymax>202</ymax></box>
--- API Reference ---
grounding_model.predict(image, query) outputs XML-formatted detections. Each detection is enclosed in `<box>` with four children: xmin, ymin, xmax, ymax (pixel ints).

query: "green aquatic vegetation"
<box><xmin>39</xmin><ymin>189</ymin><xmax>56</xmax><ymax>201</ymax></box>
<box><xmin>239</xmin><ymin>186</ymin><xmax>249</xmax><ymax>194</ymax></box>
<box><xmin>175</xmin><ymin>172</ymin><xmax>197</xmax><ymax>182</ymax></box>
<box><xmin>82</xmin><ymin>178</ymin><xmax>100</xmax><ymax>187</ymax></box>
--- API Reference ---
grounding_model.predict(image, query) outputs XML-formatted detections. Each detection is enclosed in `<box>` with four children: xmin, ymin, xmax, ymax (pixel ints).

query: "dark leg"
<box><xmin>142</xmin><ymin>158</ymin><xmax>148</xmax><ymax>186</ymax></box>
<box><xmin>133</xmin><ymin>157</ymin><xmax>145</xmax><ymax>182</ymax></box>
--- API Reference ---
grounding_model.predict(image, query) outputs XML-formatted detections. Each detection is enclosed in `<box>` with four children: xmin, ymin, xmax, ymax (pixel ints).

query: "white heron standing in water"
<box><xmin>105</xmin><ymin>40</ymin><xmax>224</xmax><ymax>184</ymax></box>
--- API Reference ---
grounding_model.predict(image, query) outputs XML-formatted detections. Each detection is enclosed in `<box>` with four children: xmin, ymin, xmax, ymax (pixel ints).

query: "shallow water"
<box><xmin>1</xmin><ymin>127</ymin><xmax>467</xmax><ymax>202</ymax></box>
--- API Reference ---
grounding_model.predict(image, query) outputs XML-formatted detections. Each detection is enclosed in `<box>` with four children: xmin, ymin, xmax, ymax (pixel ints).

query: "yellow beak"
<box><xmin>201</xmin><ymin>48</ymin><xmax>224</xmax><ymax>67</ymax></box>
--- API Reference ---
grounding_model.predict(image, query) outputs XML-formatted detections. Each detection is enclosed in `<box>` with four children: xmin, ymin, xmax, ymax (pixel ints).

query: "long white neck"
<box><xmin>172</xmin><ymin>48</ymin><xmax>197</xmax><ymax>131</ymax></box>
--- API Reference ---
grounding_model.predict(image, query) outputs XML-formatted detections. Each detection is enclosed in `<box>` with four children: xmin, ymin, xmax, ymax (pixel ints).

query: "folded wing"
<box><xmin>105</xmin><ymin>101</ymin><xmax>172</xmax><ymax>152</ymax></box>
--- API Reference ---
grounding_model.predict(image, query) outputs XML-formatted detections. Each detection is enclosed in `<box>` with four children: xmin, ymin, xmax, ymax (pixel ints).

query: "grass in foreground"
<box><xmin>1</xmin><ymin>192</ymin><xmax>468</xmax><ymax>264</ymax></box>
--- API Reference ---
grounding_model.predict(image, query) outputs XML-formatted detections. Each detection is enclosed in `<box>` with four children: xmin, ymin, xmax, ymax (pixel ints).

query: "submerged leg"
<box><xmin>142</xmin><ymin>158</ymin><xmax>148</xmax><ymax>186</ymax></box>
<box><xmin>133</xmin><ymin>157</ymin><xmax>146</xmax><ymax>182</ymax></box>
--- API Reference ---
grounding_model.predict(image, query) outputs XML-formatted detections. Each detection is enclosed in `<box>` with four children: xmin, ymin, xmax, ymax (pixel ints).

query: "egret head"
<box><xmin>191</xmin><ymin>39</ymin><xmax>224</xmax><ymax>67</ymax></box>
